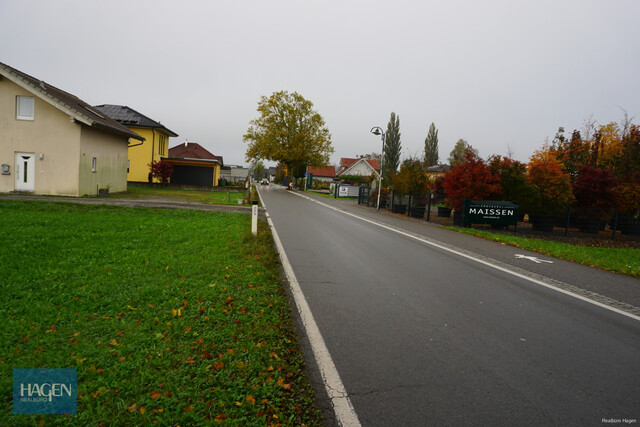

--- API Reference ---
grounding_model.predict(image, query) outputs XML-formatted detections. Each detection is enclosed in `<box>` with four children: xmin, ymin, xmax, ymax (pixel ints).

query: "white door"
<box><xmin>15</xmin><ymin>152</ymin><xmax>35</xmax><ymax>192</ymax></box>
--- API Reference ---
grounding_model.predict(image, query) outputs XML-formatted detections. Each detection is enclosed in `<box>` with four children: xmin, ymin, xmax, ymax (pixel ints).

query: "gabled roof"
<box><xmin>336</xmin><ymin>157</ymin><xmax>381</xmax><ymax>176</ymax></box>
<box><xmin>169</xmin><ymin>142</ymin><xmax>223</xmax><ymax>165</ymax></box>
<box><xmin>0</xmin><ymin>61</ymin><xmax>143</xmax><ymax>141</ymax></box>
<box><xmin>426</xmin><ymin>164</ymin><xmax>450</xmax><ymax>173</ymax></box>
<box><xmin>306</xmin><ymin>165</ymin><xmax>336</xmax><ymax>178</ymax></box>
<box><xmin>94</xmin><ymin>104</ymin><xmax>178</xmax><ymax>137</ymax></box>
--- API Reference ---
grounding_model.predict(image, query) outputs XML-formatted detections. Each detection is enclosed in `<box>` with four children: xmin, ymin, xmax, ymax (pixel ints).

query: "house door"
<box><xmin>15</xmin><ymin>152</ymin><xmax>35</xmax><ymax>192</ymax></box>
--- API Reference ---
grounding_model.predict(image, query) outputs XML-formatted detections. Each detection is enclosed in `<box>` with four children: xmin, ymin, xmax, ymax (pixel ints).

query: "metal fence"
<box><xmin>360</xmin><ymin>188</ymin><xmax>639</xmax><ymax>242</ymax></box>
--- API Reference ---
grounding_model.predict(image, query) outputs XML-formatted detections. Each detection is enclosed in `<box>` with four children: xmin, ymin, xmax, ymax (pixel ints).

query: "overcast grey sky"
<box><xmin>2</xmin><ymin>0</ymin><xmax>639</xmax><ymax>167</ymax></box>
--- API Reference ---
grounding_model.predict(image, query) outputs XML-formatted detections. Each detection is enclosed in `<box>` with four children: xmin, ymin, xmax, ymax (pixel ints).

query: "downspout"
<box><xmin>151</xmin><ymin>129</ymin><xmax>156</xmax><ymax>182</ymax></box>
<box><xmin>128</xmin><ymin>139</ymin><xmax>144</xmax><ymax>148</ymax></box>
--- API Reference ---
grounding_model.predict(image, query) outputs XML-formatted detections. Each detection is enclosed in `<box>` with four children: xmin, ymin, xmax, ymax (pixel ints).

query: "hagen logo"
<box><xmin>13</xmin><ymin>369</ymin><xmax>77</xmax><ymax>415</ymax></box>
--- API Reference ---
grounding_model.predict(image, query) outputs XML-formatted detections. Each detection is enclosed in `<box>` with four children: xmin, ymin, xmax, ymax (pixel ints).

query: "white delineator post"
<box><xmin>251</xmin><ymin>201</ymin><xmax>258</xmax><ymax>236</ymax></box>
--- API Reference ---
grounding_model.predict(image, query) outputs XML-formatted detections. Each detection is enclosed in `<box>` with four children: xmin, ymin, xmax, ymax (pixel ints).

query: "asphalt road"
<box><xmin>258</xmin><ymin>184</ymin><xmax>640</xmax><ymax>426</ymax></box>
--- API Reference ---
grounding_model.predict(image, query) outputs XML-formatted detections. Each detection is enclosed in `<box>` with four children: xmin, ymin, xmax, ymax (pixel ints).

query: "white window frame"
<box><xmin>16</xmin><ymin>96</ymin><xmax>35</xmax><ymax>121</ymax></box>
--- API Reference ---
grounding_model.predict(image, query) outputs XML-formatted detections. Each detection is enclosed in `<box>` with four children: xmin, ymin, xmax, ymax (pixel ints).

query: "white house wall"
<box><xmin>342</xmin><ymin>160</ymin><xmax>378</xmax><ymax>177</ymax></box>
<box><xmin>0</xmin><ymin>76</ymin><xmax>129</xmax><ymax>196</ymax></box>
<box><xmin>0</xmin><ymin>78</ymin><xmax>82</xmax><ymax>195</ymax></box>
<box><xmin>78</xmin><ymin>126</ymin><xmax>129</xmax><ymax>195</ymax></box>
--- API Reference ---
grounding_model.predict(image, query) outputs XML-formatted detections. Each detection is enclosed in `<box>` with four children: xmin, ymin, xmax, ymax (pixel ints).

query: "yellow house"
<box><xmin>94</xmin><ymin>104</ymin><xmax>178</xmax><ymax>183</ymax></box>
<box><xmin>0</xmin><ymin>61</ymin><xmax>144</xmax><ymax>196</ymax></box>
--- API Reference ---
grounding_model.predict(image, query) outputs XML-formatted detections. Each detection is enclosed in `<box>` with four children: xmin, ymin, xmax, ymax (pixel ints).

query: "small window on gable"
<box><xmin>16</xmin><ymin>96</ymin><xmax>35</xmax><ymax>120</ymax></box>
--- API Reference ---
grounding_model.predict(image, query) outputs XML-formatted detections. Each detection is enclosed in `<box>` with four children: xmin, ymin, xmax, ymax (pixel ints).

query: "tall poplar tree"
<box><xmin>384</xmin><ymin>112</ymin><xmax>402</xmax><ymax>184</ymax></box>
<box><xmin>423</xmin><ymin>122</ymin><xmax>439</xmax><ymax>166</ymax></box>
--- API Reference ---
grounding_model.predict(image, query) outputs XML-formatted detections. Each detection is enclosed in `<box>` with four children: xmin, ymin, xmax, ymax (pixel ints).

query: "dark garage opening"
<box><xmin>171</xmin><ymin>165</ymin><xmax>213</xmax><ymax>186</ymax></box>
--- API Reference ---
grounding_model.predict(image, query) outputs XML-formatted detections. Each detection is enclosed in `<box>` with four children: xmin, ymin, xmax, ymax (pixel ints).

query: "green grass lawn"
<box><xmin>0</xmin><ymin>201</ymin><xmax>322</xmax><ymax>426</ymax></box>
<box><xmin>111</xmin><ymin>185</ymin><xmax>248</xmax><ymax>205</ymax></box>
<box><xmin>443</xmin><ymin>226</ymin><xmax>640</xmax><ymax>278</ymax></box>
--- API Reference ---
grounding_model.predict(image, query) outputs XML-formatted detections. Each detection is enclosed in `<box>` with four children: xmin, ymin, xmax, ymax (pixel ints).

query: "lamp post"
<box><xmin>370</xmin><ymin>126</ymin><xmax>385</xmax><ymax>211</ymax></box>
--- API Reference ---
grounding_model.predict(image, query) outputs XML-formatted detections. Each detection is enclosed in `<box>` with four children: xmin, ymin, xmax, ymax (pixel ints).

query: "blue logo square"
<box><xmin>13</xmin><ymin>369</ymin><xmax>77</xmax><ymax>415</ymax></box>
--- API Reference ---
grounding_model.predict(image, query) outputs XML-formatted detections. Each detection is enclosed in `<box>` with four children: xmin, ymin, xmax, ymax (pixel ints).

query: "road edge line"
<box><xmin>257</xmin><ymin>188</ymin><xmax>361</xmax><ymax>426</ymax></box>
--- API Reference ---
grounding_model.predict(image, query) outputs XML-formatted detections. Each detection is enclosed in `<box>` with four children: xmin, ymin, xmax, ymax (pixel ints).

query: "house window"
<box><xmin>127</xmin><ymin>160</ymin><xmax>130</xmax><ymax>173</ymax></box>
<box><xmin>16</xmin><ymin>96</ymin><xmax>35</xmax><ymax>120</ymax></box>
<box><xmin>92</xmin><ymin>157</ymin><xmax>97</xmax><ymax>173</ymax></box>
<box><xmin>159</xmin><ymin>135</ymin><xmax>166</xmax><ymax>156</ymax></box>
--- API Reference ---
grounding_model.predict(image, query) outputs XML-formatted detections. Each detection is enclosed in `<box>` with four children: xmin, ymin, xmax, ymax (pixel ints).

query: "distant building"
<box><xmin>166</xmin><ymin>142</ymin><xmax>223</xmax><ymax>186</ymax></box>
<box><xmin>425</xmin><ymin>164</ymin><xmax>450</xmax><ymax>179</ymax></box>
<box><xmin>265</xmin><ymin>166</ymin><xmax>277</xmax><ymax>181</ymax></box>
<box><xmin>220</xmin><ymin>164</ymin><xmax>249</xmax><ymax>184</ymax></box>
<box><xmin>336</xmin><ymin>157</ymin><xmax>380</xmax><ymax>178</ymax></box>
<box><xmin>306</xmin><ymin>165</ymin><xmax>336</xmax><ymax>183</ymax></box>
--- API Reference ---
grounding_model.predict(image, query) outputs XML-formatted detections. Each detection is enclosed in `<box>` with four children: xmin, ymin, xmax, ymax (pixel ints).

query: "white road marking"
<box><xmin>291</xmin><ymin>191</ymin><xmax>640</xmax><ymax>323</ymax></box>
<box><xmin>257</xmin><ymin>188</ymin><xmax>361</xmax><ymax>427</ymax></box>
<box><xmin>515</xmin><ymin>254</ymin><xmax>554</xmax><ymax>264</ymax></box>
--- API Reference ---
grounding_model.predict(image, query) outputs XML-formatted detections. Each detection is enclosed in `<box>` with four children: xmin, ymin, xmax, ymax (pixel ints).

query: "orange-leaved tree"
<box><xmin>525</xmin><ymin>154</ymin><xmax>573</xmax><ymax>215</ymax></box>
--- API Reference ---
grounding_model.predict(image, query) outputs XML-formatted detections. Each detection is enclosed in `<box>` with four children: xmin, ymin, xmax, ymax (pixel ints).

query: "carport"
<box><xmin>165</xmin><ymin>157</ymin><xmax>221</xmax><ymax>186</ymax></box>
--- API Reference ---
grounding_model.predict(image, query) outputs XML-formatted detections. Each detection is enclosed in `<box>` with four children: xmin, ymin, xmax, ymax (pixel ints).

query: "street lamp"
<box><xmin>370</xmin><ymin>126</ymin><xmax>385</xmax><ymax>211</ymax></box>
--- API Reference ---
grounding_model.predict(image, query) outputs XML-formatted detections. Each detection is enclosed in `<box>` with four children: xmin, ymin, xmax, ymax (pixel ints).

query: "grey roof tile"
<box><xmin>0</xmin><ymin>61</ymin><xmax>144</xmax><ymax>141</ymax></box>
<box><xmin>94</xmin><ymin>104</ymin><xmax>178</xmax><ymax>137</ymax></box>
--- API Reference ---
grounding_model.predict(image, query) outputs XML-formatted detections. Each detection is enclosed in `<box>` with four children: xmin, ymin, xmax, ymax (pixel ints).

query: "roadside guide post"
<box><xmin>251</xmin><ymin>201</ymin><xmax>258</xmax><ymax>236</ymax></box>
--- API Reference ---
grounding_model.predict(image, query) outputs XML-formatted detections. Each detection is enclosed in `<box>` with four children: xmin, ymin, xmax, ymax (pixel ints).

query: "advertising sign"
<box><xmin>463</xmin><ymin>200</ymin><xmax>519</xmax><ymax>227</ymax></box>
<box><xmin>13</xmin><ymin>369</ymin><xmax>77</xmax><ymax>415</ymax></box>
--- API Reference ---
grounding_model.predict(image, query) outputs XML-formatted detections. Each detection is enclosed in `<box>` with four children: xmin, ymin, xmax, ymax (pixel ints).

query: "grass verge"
<box><xmin>442</xmin><ymin>225</ymin><xmax>639</xmax><ymax>278</ymax></box>
<box><xmin>0</xmin><ymin>200</ymin><xmax>322</xmax><ymax>426</ymax></box>
<box><xmin>111</xmin><ymin>185</ymin><xmax>248</xmax><ymax>205</ymax></box>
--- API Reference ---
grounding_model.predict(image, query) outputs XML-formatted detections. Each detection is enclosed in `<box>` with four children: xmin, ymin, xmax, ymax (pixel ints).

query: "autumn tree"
<box><xmin>442</xmin><ymin>152</ymin><xmax>501</xmax><ymax>211</ymax></box>
<box><xmin>423</xmin><ymin>122</ymin><xmax>439</xmax><ymax>167</ymax></box>
<box><xmin>617</xmin><ymin>124</ymin><xmax>640</xmax><ymax>184</ymax></box>
<box><xmin>383</xmin><ymin>112</ymin><xmax>402</xmax><ymax>185</ymax></box>
<box><xmin>488</xmin><ymin>155</ymin><xmax>531</xmax><ymax>205</ymax></box>
<box><xmin>525</xmin><ymin>156</ymin><xmax>573</xmax><ymax>215</ymax></box>
<box><xmin>550</xmin><ymin>129</ymin><xmax>590</xmax><ymax>182</ymax></box>
<box><xmin>149</xmin><ymin>160</ymin><xmax>173</xmax><ymax>183</ymax></box>
<box><xmin>448</xmin><ymin>139</ymin><xmax>478</xmax><ymax>166</ymax></box>
<box><xmin>393</xmin><ymin>157</ymin><xmax>428</xmax><ymax>197</ymax></box>
<box><xmin>572</xmin><ymin>166</ymin><xmax>618</xmax><ymax>218</ymax></box>
<box><xmin>244</xmin><ymin>91</ymin><xmax>333</xmax><ymax>178</ymax></box>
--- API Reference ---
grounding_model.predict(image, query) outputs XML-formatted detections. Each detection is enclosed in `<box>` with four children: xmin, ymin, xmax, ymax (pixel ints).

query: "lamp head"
<box><xmin>370</xmin><ymin>126</ymin><xmax>383</xmax><ymax>136</ymax></box>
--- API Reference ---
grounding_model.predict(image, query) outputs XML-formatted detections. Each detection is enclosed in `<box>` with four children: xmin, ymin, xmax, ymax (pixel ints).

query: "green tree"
<box><xmin>384</xmin><ymin>112</ymin><xmax>402</xmax><ymax>185</ymax></box>
<box><xmin>243</xmin><ymin>91</ymin><xmax>333</xmax><ymax>178</ymax></box>
<box><xmin>394</xmin><ymin>157</ymin><xmax>428</xmax><ymax>197</ymax></box>
<box><xmin>448</xmin><ymin>139</ymin><xmax>478</xmax><ymax>166</ymax></box>
<box><xmin>423</xmin><ymin>122</ymin><xmax>439</xmax><ymax>167</ymax></box>
<box><xmin>250</xmin><ymin>160</ymin><xmax>266</xmax><ymax>179</ymax></box>
<box><xmin>488</xmin><ymin>155</ymin><xmax>531</xmax><ymax>205</ymax></box>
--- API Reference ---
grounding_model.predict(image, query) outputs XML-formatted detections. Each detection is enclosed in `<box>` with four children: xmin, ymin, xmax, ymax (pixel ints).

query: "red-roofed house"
<box><xmin>306</xmin><ymin>165</ymin><xmax>336</xmax><ymax>183</ymax></box>
<box><xmin>166</xmin><ymin>142</ymin><xmax>223</xmax><ymax>186</ymax></box>
<box><xmin>336</xmin><ymin>157</ymin><xmax>380</xmax><ymax>178</ymax></box>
